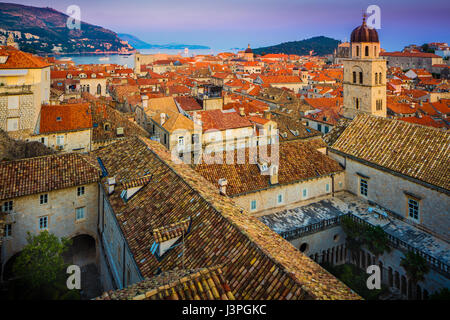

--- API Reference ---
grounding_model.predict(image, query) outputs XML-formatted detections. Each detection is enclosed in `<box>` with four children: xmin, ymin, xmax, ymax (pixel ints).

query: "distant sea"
<box><xmin>51</xmin><ymin>48</ymin><xmax>235</xmax><ymax>68</ymax></box>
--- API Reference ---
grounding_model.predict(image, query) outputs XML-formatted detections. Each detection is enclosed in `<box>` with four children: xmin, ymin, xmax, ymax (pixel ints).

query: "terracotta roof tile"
<box><xmin>0</xmin><ymin>153</ymin><xmax>100</xmax><ymax>200</ymax></box>
<box><xmin>92</xmin><ymin>137</ymin><xmax>360</xmax><ymax>300</ymax></box>
<box><xmin>0</xmin><ymin>46</ymin><xmax>50</xmax><ymax>69</ymax></box>
<box><xmin>40</xmin><ymin>103</ymin><xmax>92</xmax><ymax>133</ymax></box>
<box><xmin>330</xmin><ymin>114</ymin><xmax>450</xmax><ymax>191</ymax></box>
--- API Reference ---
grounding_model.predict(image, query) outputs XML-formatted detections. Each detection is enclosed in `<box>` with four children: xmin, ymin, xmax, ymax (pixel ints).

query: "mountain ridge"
<box><xmin>0</xmin><ymin>2</ymin><xmax>132</xmax><ymax>54</ymax></box>
<box><xmin>117</xmin><ymin>33</ymin><xmax>210</xmax><ymax>50</ymax></box>
<box><xmin>253</xmin><ymin>36</ymin><xmax>341</xmax><ymax>56</ymax></box>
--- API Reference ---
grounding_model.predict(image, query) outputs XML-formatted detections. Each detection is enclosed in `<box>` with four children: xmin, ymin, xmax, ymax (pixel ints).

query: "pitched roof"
<box><xmin>174</xmin><ymin>96</ymin><xmax>203</xmax><ymax>112</ymax></box>
<box><xmin>198</xmin><ymin>110</ymin><xmax>252</xmax><ymax>132</ymax></box>
<box><xmin>0</xmin><ymin>46</ymin><xmax>50</xmax><ymax>69</ymax></box>
<box><xmin>0</xmin><ymin>153</ymin><xmax>100</xmax><ymax>200</ymax></box>
<box><xmin>39</xmin><ymin>103</ymin><xmax>93</xmax><ymax>134</ymax></box>
<box><xmin>92</xmin><ymin>137</ymin><xmax>359</xmax><ymax>300</ymax></box>
<box><xmin>330</xmin><ymin>114</ymin><xmax>450</xmax><ymax>191</ymax></box>
<box><xmin>98</xmin><ymin>266</ymin><xmax>235</xmax><ymax>300</ymax></box>
<box><xmin>194</xmin><ymin>140</ymin><xmax>343</xmax><ymax>196</ymax></box>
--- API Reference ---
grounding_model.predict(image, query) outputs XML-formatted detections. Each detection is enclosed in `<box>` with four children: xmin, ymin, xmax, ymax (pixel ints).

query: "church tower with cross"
<box><xmin>343</xmin><ymin>14</ymin><xmax>387</xmax><ymax>119</ymax></box>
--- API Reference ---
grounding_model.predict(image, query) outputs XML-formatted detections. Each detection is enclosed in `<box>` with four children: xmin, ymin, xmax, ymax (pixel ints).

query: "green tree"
<box><xmin>13</xmin><ymin>231</ymin><xmax>71</xmax><ymax>288</ymax></box>
<box><xmin>400</xmin><ymin>251</ymin><xmax>430</xmax><ymax>299</ymax></box>
<box><xmin>430</xmin><ymin>288</ymin><xmax>450</xmax><ymax>300</ymax></box>
<box><xmin>341</xmin><ymin>216</ymin><xmax>390</xmax><ymax>264</ymax></box>
<box><xmin>363</xmin><ymin>225</ymin><xmax>391</xmax><ymax>259</ymax></box>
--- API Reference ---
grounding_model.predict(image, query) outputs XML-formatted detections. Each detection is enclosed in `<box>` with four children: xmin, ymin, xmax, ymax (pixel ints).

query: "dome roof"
<box><xmin>245</xmin><ymin>44</ymin><xmax>253</xmax><ymax>53</ymax></box>
<box><xmin>350</xmin><ymin>15</ymin><xmax>379</xmax><ymax>43</ymax></box>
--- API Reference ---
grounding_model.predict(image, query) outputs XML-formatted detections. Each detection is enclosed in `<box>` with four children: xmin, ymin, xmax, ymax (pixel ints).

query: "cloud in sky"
<box><xmin>6</xmin><ymin>0</ymin><xmax>450</xmax><ymax>50</ymax></box>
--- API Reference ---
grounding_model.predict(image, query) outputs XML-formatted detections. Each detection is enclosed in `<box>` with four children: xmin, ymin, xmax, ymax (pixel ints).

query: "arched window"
<box><xmin>355</xmin><ymin>98</ymin><xmax>360</xmax><ymax>110</ymax></box>
<box><xmin>375</xmin><ymin>73</ymin><xmax>378</xmax><ymax>84</ymax></box>
<box><xmin>97</xmin><ymin>84</ymin><xmax>101</xmax><ymax>95</ymax></box>
<box><xmin>379</xmin><ymin>261</ymin><xmax>383</xmax><ymax>282</ymax></box>
<box><xmin>374</xmin><ymin>45</ymin><xmax>377</xmax><ymax>56</ymax></box>
<box><xmin>359</xmin><ymin>72</ymin><xmax>363</xmax><ymax>84</ymax></box>
<box><xmin>388</xmin><ymin>267</ymin><xmax>393</xmax><ymax>287</ymax></box>
<box><xmin>86</xmin><ymin>84</ymin><xmax>90</xmax><ymax>93</ymax></box>
<box><xmin>356</xmin><ymin>45</ymin><xmax>360</xmax><ymax>57</ymax></box>
<box><xmin>365</xmin><ymin>46</ymin><xmax>369</xmax><ymax>57</ymax></box>
<box><xmin>353</xmin><ymin>71</ymin><xmax>357</xmax><ymax>83</ymax></box>
<box><xmin>416</xmin><ymin>285</ymin><xmax>422</xmax><ymax>300</ymax></box>
<box><xmin>378</xmin><ymin>72</ymin><xmax>382</xmax><ymax>84</ymax></box>
<box><xmin>401</xmin><ymin>275</ymin><xmax>407</xmax><ymax>296</ymax></box>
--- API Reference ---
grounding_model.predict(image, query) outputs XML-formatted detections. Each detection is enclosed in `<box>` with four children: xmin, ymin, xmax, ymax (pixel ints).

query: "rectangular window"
<box><xmin>178</xmin><ymin>136</ymin><xmax>184</xmax><ymax>146</ymax></box>
<box><xmin>77</xmin><ymin>186</ymin><xmax>85</xmax><ymax>196</ymax></box>
<box><xmin>408</xmin><ymin>199</ymin><xmax>419</xmax><ymax>220</ymax></box>
<box><xmin>39</xmin><ymin>216</ymin><xmax>48</xmax><ymax>230</ymax></box>
<box><xmin>3</xmin><ymin>201</ymin><xmax>13</xmax><ymax>212</ymax></box>
<box><xmin>324</xmin><ymin>126</ymin><xmax>329</xmax><ymax>134</ymax></box>
<box><xmin>40</xmin><ymin>194</ymin><xmax>48</xmax><ymax>204</ymax></box>
<box><xmin>360</xmin><ymin>178</ymin><xmax>368</xmax><ymax>196</ymax></box>
<box><xmin>56</xmin><ymin>135</ymin><xmax>64</xmax><ymax>146</ymax></box>
<box><xmin>6</xmin><ymin>118</ymin><xmax>19</xmax><ymax>132</ymax></box>
<box><xmin>317</xmin><ymin>124</ymin><xmax>322</xmax><ymax>132</ymax></box>
<box><xmin>5</xmin><ymin>224</ymin><xmax>12</xmax><ymax>237</ymax></box>
<box><xmin>326</xmin><ymin>183</ymin><xmax>330</xmax><ymax>192</ymax></box>
<box><xmin>277</xmin><ymin>194</ymin><xmax>283</xmax><ymax>204</ymax></box>
<box><xmin>303</xmin><ymin>188</ymin><xmax>308</xmax><ymax>198</ymax></box>
<box><xmin>250</xmin><ymin>200</ymin><xmax>257</xmax><ymax>211</ymax></box>
<box><xmin>40</xmin><ymin>137</ymin><xmax>48</xmax><ymax>146</ymax></box>
<box><xmin>76</xmin><ymin>207</ymin><xmax>85</xmax><ymax>221</ymax></box>
<box><xmin>7</xmin><ymin>96</ymin><xmax>19</xmax><ymax>110</ymax></box>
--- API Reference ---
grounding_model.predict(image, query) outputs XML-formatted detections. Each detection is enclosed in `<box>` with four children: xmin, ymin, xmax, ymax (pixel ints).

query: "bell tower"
<box><xmin>343</xmin><ymin>14</ymin><xmax>386</xmax><ymax>119</ymax></box>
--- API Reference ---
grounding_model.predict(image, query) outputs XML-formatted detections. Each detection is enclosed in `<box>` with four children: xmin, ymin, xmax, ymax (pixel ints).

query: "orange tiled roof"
<box><xmin>99</xmin><ymin>266</ymin><xmax>235</xmax><ymax>300</ymax></box>
<box><xmin>40</xmin><ymin>103</ymin><xmax>93</xmax><ymax>133</ymax></box>
<box><xmin>330</xmin><ymin>114</ymin><xmax>450</xmax><ymax>191</ymax></box>
<box><xmin>399</xmin><ymin>115</ymin><xmax>448</xmax><ymax>129</ymax></box>
<box><xmin>0</xmin><ymin>153</ymin><xmax>100</xmax><ymax>200</ymax></box>
<box><xmin>0</xmin><ymin>46</ymin><xmax>50</xmax><ymax>69</ymax></box>
<box><xmin>198</xmin><ymin>109</ymin><xmax>252</xmax><ymax>132</ymax></box>
<box><xmin>92</xmin><ymin>137</ymin><xmax>360</xmax><ymax>300</ymax></box>
<box><xmin>194</xmin><ymin>139</ymin><xmax>344</xmax><ymax>196</ymax></box>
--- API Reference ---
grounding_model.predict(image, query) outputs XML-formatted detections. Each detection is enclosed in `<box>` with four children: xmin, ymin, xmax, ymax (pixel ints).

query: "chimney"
<box><xmin>239</xmin><ymin>107</ymin><xmax>245</xmax><ymax>117</ymax></box>
<box><xmin>107</xmin><ymin>176</ymin><xmax>116</xmax><ymax>194</ymax></box>
<box><xmin>218</xmin><ymin>178</ymin><xmax>228</xmax><ymax>196</ymax></box>
<box><xmin>160</xmin><ymin>113</ymin><xmax>166</xmax><ymax>126</ymax></box>
<box><xmin>269</xmin><ymin>165</ymin><xmax>279</xmax><ymax>185</ymax></box>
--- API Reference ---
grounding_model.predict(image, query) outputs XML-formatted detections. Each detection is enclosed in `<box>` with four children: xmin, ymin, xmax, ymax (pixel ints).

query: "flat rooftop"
<box><xmin>259</xmin><ymin>192</ymin><xmax>450</xmax><ymax>267</ymax></box>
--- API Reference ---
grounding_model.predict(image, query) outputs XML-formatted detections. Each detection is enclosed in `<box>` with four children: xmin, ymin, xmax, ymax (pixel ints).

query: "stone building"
<box><xmin>0</xmin><ymin>46</ymin><xmax>50</xmax><ymax>136</ymax></box>
<box><xmin>380</xmin><ymin>51</ymin><xmax>443</xmax><ymax>72</ymax></box>
<box><xmin>194</xmin><ymin>139</ymin><xmax>346</xmax><ymax>215</ymax></box>
<box><xmin>28</xmin><ymin>103</ymin><xmax>93</xmax><ymax>153</ymax></box>
<box><xmin>92</xmin><ymin>136</ymin><xmax>359</xmax><ymax>299</ymax></box>
<box><xmin>0</xmin><ymin>153</ymin><xmax>101</xmax><ymax>278</ymax></box>
<box><xmin>342</xmin><ymin>16</ymin><xmax>386</xmax><ymax>119</ymax></box>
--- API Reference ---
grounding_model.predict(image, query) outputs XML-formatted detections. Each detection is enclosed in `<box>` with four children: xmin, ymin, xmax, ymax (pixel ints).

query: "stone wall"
<box><xmin>2</xmin><ymin>182</ymin><xmax>99</xmax><ymax>263</ymax></box>
<box><xmin>329</xmin><ymin>151</ymin><xmax>450</xmax><ymax>241</ymax></box>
